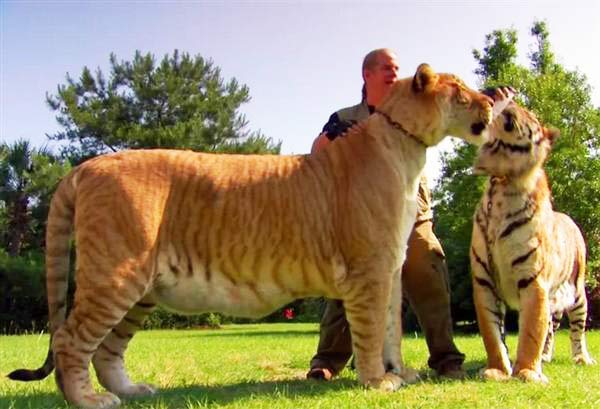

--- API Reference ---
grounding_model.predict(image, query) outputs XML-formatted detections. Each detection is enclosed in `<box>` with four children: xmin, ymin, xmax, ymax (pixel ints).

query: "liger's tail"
<box><xmin>7</xmin><ymin>170</ymin><xmax>78</xmax><ymax>382</ymax></box>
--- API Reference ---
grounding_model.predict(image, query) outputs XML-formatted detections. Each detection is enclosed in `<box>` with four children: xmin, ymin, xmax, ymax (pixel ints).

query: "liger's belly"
<box><xmin>153</xmin><ymin>271</ymin><xmax>298</xmax><ymax>318</ymax></box>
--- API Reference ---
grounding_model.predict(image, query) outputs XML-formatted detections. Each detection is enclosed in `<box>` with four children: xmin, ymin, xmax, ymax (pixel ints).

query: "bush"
<box><xmin>0</xmin><ymin>249</ymin><xmax>47</xmax><ymax>334</ymax></box>
<box><xmin>143</xmin><ymin>308</ymin><xmax>223</xmax><ymax>329</ymax></box>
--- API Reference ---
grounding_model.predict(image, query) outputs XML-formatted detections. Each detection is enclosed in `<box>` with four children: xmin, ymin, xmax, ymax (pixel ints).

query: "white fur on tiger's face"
<box><xmin>470</xmin><ymin>100</ymin><xmax>595</xmax><ymax>386</ymax></box>
<box><xmin>473</xmin><ymin>102</ymin><xmax>558</xmax><ymax>181</ymax></box>
<box><xmin>8</xmin><ymin>64</ymin><xmax>494</xmax><ymax>409</ymax></box>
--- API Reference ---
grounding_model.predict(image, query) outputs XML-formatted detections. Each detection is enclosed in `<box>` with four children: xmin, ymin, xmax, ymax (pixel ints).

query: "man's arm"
<box><xmin>311</xmin><ymin>112</ymin><xmax>356</xmax><ymax>154</ymax></box>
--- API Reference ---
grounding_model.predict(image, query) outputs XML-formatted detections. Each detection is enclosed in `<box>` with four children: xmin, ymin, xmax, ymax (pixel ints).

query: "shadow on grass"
<box><xmin>0</xmin><ymin>378</ymin><xmax>356</xmax><ymax>408</ymax></box>
<box><xmin>176</xmin><ymin>329</ymin><xmax>319</xmax><ymax>339</ymax></box>
<box><xmin>0</xmin><ymin>362</ymin><xmax>490</xmax><ymax>408</ymax></box>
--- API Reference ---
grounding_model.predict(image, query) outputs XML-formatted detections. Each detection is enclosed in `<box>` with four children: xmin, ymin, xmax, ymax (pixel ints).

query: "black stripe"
<box><xmin>500</xmin><ymin>215</ymin><xmax>533</xmax><ymax>238</ymax></box>
<box><xmin>511</xmin><ymin>247</ymin><xmax>537</xmax><ymax>266</ymax></box>
<box><xmin>491</xmin><ymin>139</ymin><xmax>531</xmax><ymax>154</ymax></box>
<box><xmin>471</xmin><ymin>248</ymin><xmax>492</xmax><ymax>277</ymax></box>
<box><xmin>569</xmin><ymin>319</ymin><xmax>584</xmax><ymax>326</ymax></box>
<box><xmin>136</xmin><ymin>302</ymin><xmax>156</xmax><ymax>309</ymax></box>
<box><xmin>112</xmin><ymin>328</ymin><xmax>133</xmax><ymax>339</ymax></box>
<box><xmin>506</xmin><ymin>199</ymin><xmax>533</xmax><ymax>218</ymax></box>
<box><xmin>475</xmin><ymin>277</ymin><xmax>495</xmax><ymax>291</ymax></box>
<box><xmin>99</xmin><ymin>343</ymin><xmax>124</xmax><ymax>359</ymax></box>
<box><xmin>518</xmin><ymin>264</ymin><xmax>544</xmax><ymax>289</ymax></box>
<box><xmin>124</xmin><ymin>317</ymin><xmax>142</xmax><ymax>327</ymax></box>
<box><xmin>484</xmin><ymin>307</ymin><xmax>504</xmax><ymax>322</ymax></box>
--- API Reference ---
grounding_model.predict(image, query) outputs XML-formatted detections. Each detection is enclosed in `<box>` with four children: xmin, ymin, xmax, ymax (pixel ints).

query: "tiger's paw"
<box><xmin>368</xmin><ymin>372</ymin><xmax>405</xmax><ymax>392</ymax></box>
<box><xmin>77</xmin><ymin>392</ymin><xmax>121</xmax><ymax>409</ymax></box>
<box><xmin>541</xmin><ymin>353</ymin><xmax>553</xmax><ymax>363</ymax></box>
<box><xmin>116</xmin><ymin>383</ymin><xmax>157</xmax><ymax>397</ymax></box>
<box><xmin>573</xmin><ymin>354</ymin><xmax>596</xmax><ymax>366</ymax></box>
<box><xmin>514</xmin><ymin>369</ymin><xmax>549</xmax><ymax>384</ymax></box>
<box><xmin>480</xmin><ymin>368</ymin><xmax>511</xmax><ymax>381</ymax></box>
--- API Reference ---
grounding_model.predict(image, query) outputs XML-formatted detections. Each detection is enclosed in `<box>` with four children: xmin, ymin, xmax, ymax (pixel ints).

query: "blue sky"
<box><xmin>2</xmin><ymin>1</ymin><xmax>599</xmax><ymax>183</ymax></box>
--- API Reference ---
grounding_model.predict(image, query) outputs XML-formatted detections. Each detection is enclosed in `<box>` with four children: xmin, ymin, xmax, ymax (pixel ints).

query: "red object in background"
<box><xmin>284</xmin><ymin>308</ymin><xmax>295</xmax><ymax>320</ymax></box>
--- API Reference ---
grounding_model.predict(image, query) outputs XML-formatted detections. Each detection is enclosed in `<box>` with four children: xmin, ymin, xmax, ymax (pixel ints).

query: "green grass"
<box><xmin>1</xmin><ymin>323</ymin><xmax>599</xmax><ymax>408</ymax></box>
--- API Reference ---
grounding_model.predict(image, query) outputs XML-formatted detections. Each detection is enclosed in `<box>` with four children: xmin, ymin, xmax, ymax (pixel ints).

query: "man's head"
<box><xmin>362</xmin><ymin>48</ymin><xmax>399</xmax><ymax>105</ymax></box>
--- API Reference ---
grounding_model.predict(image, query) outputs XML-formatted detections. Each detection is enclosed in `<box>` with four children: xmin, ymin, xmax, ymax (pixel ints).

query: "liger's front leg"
<box><xmin>342</xmin><ymin>269</ymin><xmax>403</xmax><ymax>391</ymax></box>
<box><xmin>382</xmin><ymin>268</ymin><xmax>418</xmax><ymax>385</ymax></box>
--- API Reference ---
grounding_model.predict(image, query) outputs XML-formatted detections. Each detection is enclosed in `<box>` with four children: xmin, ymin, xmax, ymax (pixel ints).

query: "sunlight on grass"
<box><xmin>1</xmin><ymin>324</ymin><xmax>599</xmax><ymax>408</ymax></box>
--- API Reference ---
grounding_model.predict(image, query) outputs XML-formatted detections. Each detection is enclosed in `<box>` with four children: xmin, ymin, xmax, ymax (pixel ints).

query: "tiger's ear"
<box><xmin>412</xmin><ymin>63</ymin><xmax>438</xmax><ymax>93</ymax></box>
<box><xmin>544</xmin><ymin>127</ymin><xmax>560</xmax><ymax>145</ymax></box>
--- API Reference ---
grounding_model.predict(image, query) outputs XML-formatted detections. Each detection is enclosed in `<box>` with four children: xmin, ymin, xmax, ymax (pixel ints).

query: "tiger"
<box><xmin>470</xmin><ymin>91</ymin><xmax>596</xmax><ymax>384</ymax></box>
<box><xmin>9</xmin><ymin>63</ymin><xmax>494</xmax><ymax>409</ymax></box>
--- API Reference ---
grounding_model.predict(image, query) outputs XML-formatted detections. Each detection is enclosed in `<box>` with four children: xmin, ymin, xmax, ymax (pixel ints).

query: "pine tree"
<box><xmin>46</xmin><ymin>50</ymin><xmax>280</xmax><ymax>161</ymax></box>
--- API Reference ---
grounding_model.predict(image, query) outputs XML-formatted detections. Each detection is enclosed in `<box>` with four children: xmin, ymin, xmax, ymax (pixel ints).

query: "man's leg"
<box><xmin>402</xmin><ymin>221</ymin><xmax>465</xmax><ymax>378</ymax></box>
<box><xmin>307</xmin><ymin>299</ymin><xmax>353</xmax><ymax>380</ymax></box>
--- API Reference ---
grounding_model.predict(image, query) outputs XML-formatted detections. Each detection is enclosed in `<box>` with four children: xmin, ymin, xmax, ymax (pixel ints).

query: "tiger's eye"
<box><xmin>504</xmin><ymin>112</ymin><xmax>515</xmax><ymax>132</ymax></box>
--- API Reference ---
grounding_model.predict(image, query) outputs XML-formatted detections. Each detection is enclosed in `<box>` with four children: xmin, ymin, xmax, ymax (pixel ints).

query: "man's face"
<box><xmin>364</xmin><ymin>52</ymin><xmax>399</xmax><ymax>97</ymax></box>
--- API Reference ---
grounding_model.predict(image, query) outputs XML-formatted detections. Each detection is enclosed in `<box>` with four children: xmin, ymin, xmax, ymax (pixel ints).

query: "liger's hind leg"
<box><xmin>567</xmin><ymin>292</ymin><xmax>596</xmax><ymax>365</ymax></box>
<box><xmin>52</xmin><ymin>288</ymin><xmax>138</xmax><ymax>409</ymax></box>
<box><xmin>92</xmin><ymin>295</ymin><xmax>158</xmax><ymax>397</ymax></box>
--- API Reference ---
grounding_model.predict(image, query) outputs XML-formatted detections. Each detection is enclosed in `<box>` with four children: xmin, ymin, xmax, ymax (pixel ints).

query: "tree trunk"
<box><xmin>7</xmin><ymin>194</ymin><xmax>29</xmax><ymax>257</ymax></box>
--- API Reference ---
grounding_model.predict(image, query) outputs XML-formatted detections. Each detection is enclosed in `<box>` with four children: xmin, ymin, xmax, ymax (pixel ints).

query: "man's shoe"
<box><xmin>306</xmin><ymin>367</ymin><xmax>334</xmax><ymax>381</ymax></box>
<box><xmin>436</xmin><ymin>362</ymin><xmax>466</xmax><ymax>380</ymax></box>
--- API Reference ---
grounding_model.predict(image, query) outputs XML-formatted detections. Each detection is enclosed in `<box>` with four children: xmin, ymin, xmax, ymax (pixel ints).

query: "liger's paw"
<box><xmin>396</xmin><ymin>366</ymin><xmax>420</xmax><ymax>384</ymax></box>
<box><xmin>77</xmin><ymin>392</ymin><xmax>121</xmax><ymax>409</ymax></box>
<box><xmin>514</xmin><ymin>368</ymin><xmax>549</xmax><ymax>384</ymax></box>
<box><xmin>116</xmin><ymin>383</ymin><xmax>157</xmax><ymax>397</ymax></box>
<box><xmin>480</xmin><ymin>368</ymin><xmax>511</xmax><ymax>381</ymax></box>
<box><xmin>367</xmin><ymin>372</ymin><xmax>405</xmax><ymax>392</ymax></box>
<box><xmin>573</xmin><ymin>354</ymin><xmax>596</xmax><ymax>366</ymax></box>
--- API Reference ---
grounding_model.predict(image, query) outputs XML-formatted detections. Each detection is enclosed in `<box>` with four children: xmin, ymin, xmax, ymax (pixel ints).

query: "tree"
<box><xmin>434</xmin><ymin>21</ymin><xmax>600</xmax><ymax>325</ymax></box>
<box><xmin>0</xmin><ymin>140</ymin><xmax>71</xmax><ymax>256</ymax></box>
<box><xmin>46</xmin><ymin>50</ymin><xmax>280</xmax><ymax>161</ymax></box>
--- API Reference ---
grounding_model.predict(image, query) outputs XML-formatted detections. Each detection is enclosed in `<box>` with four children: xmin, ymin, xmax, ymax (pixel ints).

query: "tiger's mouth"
<box><xmin>471</xmin><ymin>121</ymin><xmax>487</xmax><ymax>136</ymax></box>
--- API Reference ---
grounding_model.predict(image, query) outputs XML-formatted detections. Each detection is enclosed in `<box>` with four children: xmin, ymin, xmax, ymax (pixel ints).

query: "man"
<box><xmin>307</xmin><ymin>48</ymin><xmax>465</xmax><ymax>381</ymax></box>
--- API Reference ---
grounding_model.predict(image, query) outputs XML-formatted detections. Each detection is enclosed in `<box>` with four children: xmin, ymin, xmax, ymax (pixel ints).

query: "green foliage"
<box><xmin>0</xmin><ymin>249</ymin><xmax>47</xmax><ymax>334</ymax></box>
<box><xmin>435</xmin><ymin>20</ymin><xmax>600</xmax><ymax>324</ymax></box>
<box><xmin>46</xmin><ymin>49</ymin><xmax>280</xmax><ymax>161</ymax></box>
<box><xmin>0</xmin><ymin>140</ymin><xmax>71</xmax><ymax>256</ymax></box>
<box><xmin>143</xmin><ymin>308</ymin><xmax>223</xmax><ymax>330</ymax></box>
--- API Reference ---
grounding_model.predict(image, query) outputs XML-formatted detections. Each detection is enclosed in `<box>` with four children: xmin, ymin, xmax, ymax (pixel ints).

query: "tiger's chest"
<box><xmin>482</xmin><ymin>195</ymin><xmax>547</xmax><ymax>308</ymax></box>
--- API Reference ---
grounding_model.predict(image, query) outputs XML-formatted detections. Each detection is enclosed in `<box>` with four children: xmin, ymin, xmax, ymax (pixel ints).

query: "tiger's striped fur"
<box><xmin>9</xmin><ymin>64</ymin><xmax>494</xmax><ymax>408</ymax></box>
<box><xmin>470</xmin><ymin>100</ymin><xmax>595</xmax><ymax>384</ymax></box>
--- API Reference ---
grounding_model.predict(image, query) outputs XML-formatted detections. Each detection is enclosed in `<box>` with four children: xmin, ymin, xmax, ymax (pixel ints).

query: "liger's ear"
<box><xmin>544</xmin><ymin>127</ymin><xmax>560</xmax><ymax>145</ymax></box>
<box><xmin>412</xmin><ymin>63</ymin><xmax>438</xmax><ymax>93</ymax></box>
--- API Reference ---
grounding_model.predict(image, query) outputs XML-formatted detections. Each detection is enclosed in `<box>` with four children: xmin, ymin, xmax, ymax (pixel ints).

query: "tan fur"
<box><xmin>11</xmin><ymin>64</ymin><xmax>493</xmax><ymax>408</ymax></box>
<box><xmin>470</xmin><ymin>101</ymin><xmax>595</xmax><ymax>384</ymax></box>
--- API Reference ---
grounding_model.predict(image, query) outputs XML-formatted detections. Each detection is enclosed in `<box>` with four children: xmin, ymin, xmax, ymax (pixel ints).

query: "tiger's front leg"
<box><xmin>342</xmin><ymin>269</ymin><xmax>403</xmax><ymax>391</ymax></box>
<box><xmin>382</xmin><ymin>268</ymin><xmax>418</xmax><ymax>385</ymax></box>
<box><xmin>513</xmin><ymin>281</ymin><xmax>549</xmax><ymax>384</ymax></box>
<box><xmin>470</xmin><ymin>247</ymin><xmax>511</xmax><ymax>381</ymax></box>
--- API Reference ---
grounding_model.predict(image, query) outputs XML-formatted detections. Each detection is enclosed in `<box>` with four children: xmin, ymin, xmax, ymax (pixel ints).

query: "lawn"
<box><xmin>1</xmin><ymin>323</ymin><xmax>599</xmax><ymax>408</ymax></box>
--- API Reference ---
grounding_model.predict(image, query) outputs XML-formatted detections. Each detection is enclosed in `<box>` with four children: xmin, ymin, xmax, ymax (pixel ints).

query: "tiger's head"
<box><xmin>377</xmin><ymin>64</ymin><xmax>494</xmax><ymax>147</ymax></box>
<box><xmin>474</xmin><ymin>100</ymin><xmax>560</xmax><ymax>178</ymax></box>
